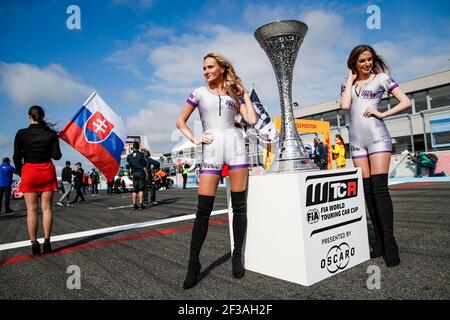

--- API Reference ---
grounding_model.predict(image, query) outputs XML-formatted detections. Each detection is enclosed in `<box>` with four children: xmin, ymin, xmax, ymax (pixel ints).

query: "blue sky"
<box><xmin>0</xmin><ymin>0</ymin><xmax>449</xmax><ymax>173</ymax></box>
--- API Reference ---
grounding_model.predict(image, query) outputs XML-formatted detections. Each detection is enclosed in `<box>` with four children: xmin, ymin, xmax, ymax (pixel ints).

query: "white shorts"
<box><xmin>200</xmin><ymin>128</ymin><xmax>249</xmax><ymax>175</ymax></box>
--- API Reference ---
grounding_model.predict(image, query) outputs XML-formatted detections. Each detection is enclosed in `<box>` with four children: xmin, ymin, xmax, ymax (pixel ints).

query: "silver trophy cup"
<box><xmin>254</xmin><ymin>20</ymin><xmax>318</xmax><ymax>172</ymax></box>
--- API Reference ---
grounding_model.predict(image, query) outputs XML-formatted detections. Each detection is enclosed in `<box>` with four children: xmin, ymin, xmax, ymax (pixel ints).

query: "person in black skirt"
<box><xmin>13</xmin><ymin>106</ymin><xmax>62</xmax><ymax>255</ymax></box>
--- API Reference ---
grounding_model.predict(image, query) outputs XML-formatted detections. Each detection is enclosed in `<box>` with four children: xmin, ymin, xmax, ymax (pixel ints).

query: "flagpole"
<box><xmin>249</xmin><ymin>83</ymin><xmax>260</xmax><ymax>166</ymax></box>
<box><xmin>83</xmin><ymin>91</ymin><xmax>97</xmax><ymax>106</ymax></box>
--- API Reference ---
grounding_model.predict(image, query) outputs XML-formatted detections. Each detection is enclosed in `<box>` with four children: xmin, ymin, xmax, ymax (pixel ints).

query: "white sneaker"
<box><xmin>56</xmin><ymin>202</ymin><xmax>64</xmax><ymax>207</ymax></box>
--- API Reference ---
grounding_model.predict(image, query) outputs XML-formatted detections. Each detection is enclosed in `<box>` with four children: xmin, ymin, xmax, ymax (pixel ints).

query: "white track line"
<box><xmin>108</xmin><ymin>205</ymin><xmax>133</xmax><ymax>209</ymax></box>
<box><xmin>0</xmin><ymin>209</ymin><xmax>229</xmax><ymax>252</ymax></box>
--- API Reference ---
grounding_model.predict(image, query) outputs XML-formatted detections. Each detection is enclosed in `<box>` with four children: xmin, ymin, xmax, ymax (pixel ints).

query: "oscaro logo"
<box><xmin>320</xmin><ymin>242</ymin><xmax>355</xmax><ymax>274</ymax></box>
<box><xmin>306</xmin><ymin>178</ymin><xmax>358</xmax><ymax>206</ymax></box>
<box><xmin>307</xmin><ymin>209</ymin><xmax>319</xmax><ymax>224</ymax></box>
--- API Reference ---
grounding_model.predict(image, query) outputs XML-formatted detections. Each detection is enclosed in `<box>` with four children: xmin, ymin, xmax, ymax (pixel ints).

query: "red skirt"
<box><xmin>20</xmin><ymin>162</ymin><xmax>58</xmax><ymax>193</ymax></box>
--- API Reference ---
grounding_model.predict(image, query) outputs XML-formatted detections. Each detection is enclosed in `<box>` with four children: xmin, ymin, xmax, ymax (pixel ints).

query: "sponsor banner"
<box><xmin>236</xmin><ymin>168</ymin><xmax>369</xmax><ymax>286</ymax></box>
<box><xmin>300</xmin><ymin>169</ymin><xmax>369</xmax><ymax>283</ymax></box>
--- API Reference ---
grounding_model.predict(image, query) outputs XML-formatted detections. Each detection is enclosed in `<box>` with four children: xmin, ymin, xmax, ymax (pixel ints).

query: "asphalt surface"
<box><xmin>0</xmin><ymin>182</ymin><xmax>449</xmax><ymax>300</ymax></box>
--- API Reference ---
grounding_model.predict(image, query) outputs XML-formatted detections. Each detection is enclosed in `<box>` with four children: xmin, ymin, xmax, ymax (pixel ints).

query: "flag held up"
<box><xmin>59</xmin><ymin>92</ymin><xmax>127</xmax><ymax>182</ymax></box>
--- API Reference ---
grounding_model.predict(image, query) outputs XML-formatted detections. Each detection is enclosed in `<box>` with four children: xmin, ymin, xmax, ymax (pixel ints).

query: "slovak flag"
<box><xmin>59</xmin><ymin>92</ymin><xmax>127</xmax><ymax>182</ymax></box>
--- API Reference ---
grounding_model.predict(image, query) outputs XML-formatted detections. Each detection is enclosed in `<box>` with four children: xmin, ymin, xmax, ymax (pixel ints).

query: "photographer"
<box><xmin>408</xmin><ymin>151</ymin><xmax>446</xmax><ymax>178</ymax></box>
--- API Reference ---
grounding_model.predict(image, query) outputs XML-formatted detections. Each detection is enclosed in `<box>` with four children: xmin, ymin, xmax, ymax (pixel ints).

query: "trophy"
<box><xmin>254</xmin><ymin>20</ymin><xmax>318</xmax><ymax>172</ymax></box>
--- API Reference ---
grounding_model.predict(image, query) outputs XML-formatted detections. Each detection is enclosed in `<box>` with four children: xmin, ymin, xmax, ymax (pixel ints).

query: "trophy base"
<box><xmin>268</xmin><ymin>158</ymin><xmax>319</xmax><ymax>173</ymax></box>
<box><xmin>226</xmin><ymin>168</ymin><xmax>370</xmax><ymax>286</ymax></box>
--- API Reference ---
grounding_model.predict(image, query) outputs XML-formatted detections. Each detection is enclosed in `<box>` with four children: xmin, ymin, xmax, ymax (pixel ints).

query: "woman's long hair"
<box><xmin>204</xmin><ymin>52</ymin><xmax>246</xmax><ymax>104</ymax></box>
<box><xmin>28</xmin><ymin>105</ymin><xmax>58</xmax><ymax>134</ymax></box>
<box><xmin>347</xmin><ymin>44</ymin><xmax>390</xmax><ymax>78</ymax></box>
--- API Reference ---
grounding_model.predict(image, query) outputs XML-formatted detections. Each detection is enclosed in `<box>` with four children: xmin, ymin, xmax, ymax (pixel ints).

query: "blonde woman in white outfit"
<box><xmin>176</xmin><ymin>52</ymin><xmax>257</xmax><ymax>289</ymax></box>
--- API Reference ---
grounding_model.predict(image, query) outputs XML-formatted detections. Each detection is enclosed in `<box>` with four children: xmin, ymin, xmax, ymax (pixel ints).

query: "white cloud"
<box><xmin>148</xmin><ymin>25</ymin><xmax>270</xmax><ymax>88</ymax></box>
<box><xmin>0</xmin><ymin>62</ymin><xmax>92</xmax><ymax>107</ymax></box>
<box><xmin>291</xmin><ymin>10</ymin><xmax>360</xmax><ymax>105</ymax></box>
<box><xmin>373</xmin><ymin>41</ymin><xmax>450</xmax><ymax>81</ymax></box>
<box><xmin>138</xmin><ymin>26</ymin><xmax>174</xmax><ymax>40</ymax></box>
<box><xmin>106</xmin><ymin>25</ymin><xmax>175</xmax><ymax>78</ymax></box>
<box><xmin>121</xmin><ymin>88</ymin><xmax>142</xmax><ymax>104</ymax></box>
<box><xmin>243</xmin><ymin>4</ymin><xmax>292</xmax><ymax>29</ymax></box>
<box><xmin>107</xmin><ymin>7</ymin><xmax>360</xmax><ymax>110</ymax></box>
<box><xmin>126</xmin><ymin>99</ymin><xmax>201</xmax><ymax>150</ymax></box>
<box><xmin>145</xmin><ymin>8</ymin><xmax>450</xmax><ymax>108</ymax></box>
<box><xmin>105</xmin><ymin>41</ymin><xmax>153</xmax><ymax>78</ymax></box>
<box><xmin>146</xmin><ymin>10</ymin><xmax>359</xmax><ymax>109</ymax></box>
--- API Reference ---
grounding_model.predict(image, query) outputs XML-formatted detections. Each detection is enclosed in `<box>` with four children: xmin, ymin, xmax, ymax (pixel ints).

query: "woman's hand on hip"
<box><xmin>194</xmin><ymin>132</ymin><xmax>213</xmax><ymax>145</ymax></box>
<box><xmin>363</xmin><ymin>107</ymin><xmax>384</xmax><ymax>119</ymax></box>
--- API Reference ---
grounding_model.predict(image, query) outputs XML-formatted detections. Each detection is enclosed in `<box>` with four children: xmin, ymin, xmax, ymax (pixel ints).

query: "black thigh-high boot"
<box><xmin>363</xmin><ymin>178</ymin><xmax>384</xmax><ymax>258</ymax></box>
<box><xmin>183</xmin><ymin>194</ymin><xmax>215</xmax><ymax>289</ymax></box>
<box><xmin>231</xmin><ymin>190</ymin><xmax>247</xmax><ymax>279</ymax></box>
<box><xmin>371</xmin><ymin>174</ymin><xmax>400</xmax><ymax>267</ymax></box>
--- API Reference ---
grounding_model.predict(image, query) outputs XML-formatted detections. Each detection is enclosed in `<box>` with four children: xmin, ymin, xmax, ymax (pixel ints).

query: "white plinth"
<box><xmin>227</xmin><ymin>168</ymin><xmax>370</xmax><ymax>286</ymax></box>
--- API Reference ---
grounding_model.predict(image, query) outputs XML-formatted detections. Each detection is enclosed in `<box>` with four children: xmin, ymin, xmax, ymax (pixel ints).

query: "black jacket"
<box><xmin>314</xmin><ymin>142</ymin><xmax>328</xmax><ymax>166</ymax></box>
<box><xmin>61</xmin><ymin>166</ymin><xmax>73</xmax><ymax>183</ymax></box>
<box><xmin>13</xmin><ymin>124</ymin><xmax>62</xmax><ymax>176</ymax></box>
<box><xmin>145</xmin><ymin>157</ymin><xmax>160</xmax><ymax>177</ymax></box>
<box><xmin>90</xmin><ymin>171</ymin><xmax>100</xmax><ymax>184</ymax></box>
<box><xmin>126</xmin><ymin>151</ymin><xmax>147</xmax><ymax>174</ymax></box>
<box><xmin>72</xmin><ymin>168</ymin><xmax>84</xmax><ymax>186</ymax></box>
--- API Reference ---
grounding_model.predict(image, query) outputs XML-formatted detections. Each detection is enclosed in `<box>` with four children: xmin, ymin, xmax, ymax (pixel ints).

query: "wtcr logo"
<box><xmin>306</xmin><ymin>178</ymin><xmax>358</xmax><ymax>207</ymax></box>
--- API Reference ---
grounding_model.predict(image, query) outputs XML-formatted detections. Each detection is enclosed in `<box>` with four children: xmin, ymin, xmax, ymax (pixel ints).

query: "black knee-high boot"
<box><xmin>183</xmin><ymin>194</ymin><xmax>215</xmax><ymax>289</ymax></box>
<box><xmin>363</xmin><ymin>178</ymin><xmax>384</xmax><ymax>258</ymax></box>
<box><xmin>371</xmin><ymin>174</ymin><xmax>400</xmax><ymax>267</ymax></box>
<box><xmin>231</xmin><ymin>190</ymin><xmax>247</xmax><ymax>279</ymax></box>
